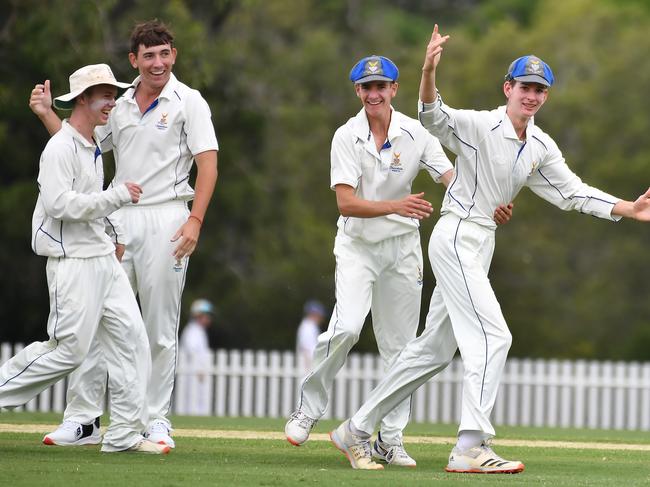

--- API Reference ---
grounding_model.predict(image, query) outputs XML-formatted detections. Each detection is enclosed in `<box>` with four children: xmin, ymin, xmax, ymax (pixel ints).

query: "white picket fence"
<box><xmin>2</xmin><ymin>343</ymin><xmax>650</xmax><ymax>430</ymax></box>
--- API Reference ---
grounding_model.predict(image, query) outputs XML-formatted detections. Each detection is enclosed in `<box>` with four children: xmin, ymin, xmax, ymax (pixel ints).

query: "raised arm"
<box><xmin>419</xmin><ymin>24</ymin><xmax>450</xmax><ymax>104</ymax></box>
<box><xmin>29</xmin><ymin>80</ymin><xmax>62</xmax><ymax>136</ymax></box>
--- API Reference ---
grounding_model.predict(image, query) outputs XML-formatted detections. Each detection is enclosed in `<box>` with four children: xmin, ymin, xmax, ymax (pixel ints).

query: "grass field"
<box><xmin>1</xmin><ymin>412</ymin><xmax>649</xmax><ymax>486</ymax></box>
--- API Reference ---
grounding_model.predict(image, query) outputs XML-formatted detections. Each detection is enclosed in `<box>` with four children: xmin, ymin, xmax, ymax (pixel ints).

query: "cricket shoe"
<box><xmin>127</xmin><ymin>439</ymin><xmax>171</xmax><ymax>454</ymax></box>
<box><xmin>43</xmin><ymin>418</ymin><xmax>101</xmax><ymax>446</ymax></box>
<box><xmin>445</xmin><ymin>441</ymin><xmax>524</xmax><ymax>474</ymax></box>
<box><xmin>371</xmin><ymin>434</ymin><xmax>416</xmax><ymax>467</ymax></box>
<box><xmin>330</xmin><ymin>420</ymin><xmax>383</xmax><ymax>470</ymax></box>
<box><xmin>145</xmin><ymin>420</ymin><xmax>175</xmax><ymax>448</ymax></box>
<box><xmin>285</xmin><ymin>410</ymin><xmax>317</xmax><ymax>446</ymax></box>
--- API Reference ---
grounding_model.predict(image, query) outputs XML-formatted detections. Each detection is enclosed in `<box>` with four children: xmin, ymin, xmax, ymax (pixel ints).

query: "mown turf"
<box><xmin>1</xmin><ymin>413</ymin><xmax>649</xmax><ymax>486</ymax></box>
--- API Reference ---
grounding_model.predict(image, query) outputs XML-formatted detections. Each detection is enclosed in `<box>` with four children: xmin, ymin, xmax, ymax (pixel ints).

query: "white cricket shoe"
<box><xmin>127</xmin><ymin>439</ymin><xmax>171</xmax><ymax>454</ymax></box>
<box><xmin>145</xmin><ymin>420</ymin><xmax>175</xmax><ymax>448</ymax></box>
<box><xmin>446</xmin><ymin>442</ymin><xmax>524</xmax><ymax>474</ymax></box>
<box><xmin>285</xmin><ymin>410</ymin><xmax>317</xmax><ymax>446</ymax></box>
<box><xmin>42</xmin><ymin>418</ymin><xmax>101</xmax><ymax>446</ymax></box>
<box><xmin>372</xmin><ymin>436</ymin><xmax>416</xmax><ymax>467</ymax></box>
<box><xmin>330</xmin><ymin>420</ymin><xmax>383</xmax><ymax>470</ymax></box>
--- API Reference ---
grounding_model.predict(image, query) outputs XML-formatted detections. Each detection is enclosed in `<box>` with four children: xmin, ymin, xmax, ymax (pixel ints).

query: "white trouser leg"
<box><xmin>352</xmin><ymin>286</ymin><xmax>457</xmax><ymax>435</ymax></box>
<box><xmin>430</xmin><ymin>215</ymin><xmax>511</xmax><ymax>437</ymax></box>
<box><xmin>99</xmin><ymin>259</ymin><xmax>151</xmax><ymax>452</ymax></box>
<box><xmin>298</xmin><ymin>233</ymin><xmax>374</xmax><ymax>419</ymax></box>
<box><xmin>370</xmin><ymin>231</ymin><xmax>422</xmax><ymax>444</ymax></box>
<box><xmin>63</xmin><ymin>338</ymin><xmax>106</xmax><ymax>424</ymax></box>
<box><xmin>123</xmin><ymin>204</ymin><xmax>188</xmax><ymax>426</ymax></box>
<box><xmin>0</xmin><ymin>258</ymin><xmax>106</xmax><ymax>409</ymax></box>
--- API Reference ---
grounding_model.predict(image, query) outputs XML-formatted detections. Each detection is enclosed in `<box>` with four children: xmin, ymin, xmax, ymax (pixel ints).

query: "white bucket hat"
<box><xmin>53</xmin><ymin>63</ymin><xmax>132</xmax><ymax>110</ymax></box>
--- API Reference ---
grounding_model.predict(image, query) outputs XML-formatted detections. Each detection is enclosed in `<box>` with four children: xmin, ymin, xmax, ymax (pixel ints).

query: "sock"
<box><xmin>349</xmin><ymin>419</ymin><xmax>371</xmax><ymax>439</ymax></box>
<box><xmin>456</xmin><ymin>430</ymin><xmax>484</xmax><ymax>450</ymax></box>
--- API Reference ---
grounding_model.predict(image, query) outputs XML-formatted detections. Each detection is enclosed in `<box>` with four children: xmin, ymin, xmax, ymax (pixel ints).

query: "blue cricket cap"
<box><xmin>303</xmin><ymin>300</ymin><xmax>325</xmax><ymax>316</ymax></box>
<box><xmin>190</xmin><ymin>299</ymin><xmax>214</xmax><ymax>316</ymax></box>
<box><xmin>505</xmin><ymin>55</ymin><xmax>554</xmax><ymax>87</ymax></box>
<box><xmin>349</xmin><ymin>55</ymin><xmax>399</xmax><ymax>84</ymax></box>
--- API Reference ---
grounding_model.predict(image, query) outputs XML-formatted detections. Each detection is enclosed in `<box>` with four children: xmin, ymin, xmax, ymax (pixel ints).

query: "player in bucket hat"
<box><xmin>0</xmin><ymin>63</ymin><xmax>168</xmax><ymax>454</ymax></box>
<box><xmin>332</xmin><ymin>24</ymin><xmax>650</xmax><ymax>475</ymax></box>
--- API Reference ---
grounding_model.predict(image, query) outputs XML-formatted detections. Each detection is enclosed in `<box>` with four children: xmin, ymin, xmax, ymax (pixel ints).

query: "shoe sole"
<box><xmin>285</xmin><ymin>435</ymin><xmax>304</xmax><ymax>447</ymax></box>
<box><xmin>329</xmin><ymin>430</ymin><xmax>383</xmax><ymax>470</ymax></box>
<box><xmin>42</xmin><ymin>435</ymin><xmax>102</xmax><ymax>446</ymax></box>
<box><xmin>445</xmin><ymin>465</ymin><xmax>525</xmax><ymax>474</ymax></box>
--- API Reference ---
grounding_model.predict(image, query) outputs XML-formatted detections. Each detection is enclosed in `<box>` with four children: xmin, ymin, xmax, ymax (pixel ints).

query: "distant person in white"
<box><xmin>296</xmin><ymin>300</ymin><xmax>326</xmax><ymax>374</ymax></box>
<box><xmin>177</xmin><ymin>299</ymin><xmax>215</xmax><ymax>416</ymax></box>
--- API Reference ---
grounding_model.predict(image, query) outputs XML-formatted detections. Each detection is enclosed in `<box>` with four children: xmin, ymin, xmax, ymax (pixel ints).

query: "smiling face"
<box><xmin>79</xmin><ymin>84</ymin><xmax>118</xmax><ymax>125</ymax></box>
<box><xmin>128</xmin><ymin>43</ymin><xmax>177</xmax><ymax>93</ymax></box>
<box><xmin>355</xmin><ymin>80</ymin><xmax>398</xmax><ymax>119</ymax></box>
<box><xmin>504</xmin><ymin>80</ymin><xmax>549</xmax><ymax>121</ymax></box>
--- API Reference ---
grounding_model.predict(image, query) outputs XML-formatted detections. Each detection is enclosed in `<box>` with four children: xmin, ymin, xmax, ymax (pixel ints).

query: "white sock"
<box><xmin>456</xmin><ymin>430</ymin><xmax>484</xmax><ymax>450</ymax></box>
<box><xmin>348</xmin><ymin>419</ymin><xmax>371</xmax><ymax>439</ymax></box>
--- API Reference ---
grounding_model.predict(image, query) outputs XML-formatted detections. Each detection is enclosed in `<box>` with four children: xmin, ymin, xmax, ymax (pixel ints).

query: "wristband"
<box><xmin>188</xmin><ymin>215</ymin><xmax>203</xmax><ymax>226</ymax></box>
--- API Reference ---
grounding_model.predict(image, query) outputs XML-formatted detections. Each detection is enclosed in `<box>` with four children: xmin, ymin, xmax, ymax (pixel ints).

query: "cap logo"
<box><xmin>365</xmin><ymin>60</ymin><xmax>381</xmax><ymax>75</ymax></box>
<box><xmin>527</xmin><ymin>58</ymin><xmax>543</xmax><ymax>74</ymax></box>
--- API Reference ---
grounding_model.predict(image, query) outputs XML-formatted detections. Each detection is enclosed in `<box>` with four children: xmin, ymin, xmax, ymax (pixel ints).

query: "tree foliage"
<box><xmin>0</xmin><ymin>0</ymin><xmax>649</xmax><ymax>360</ymax></box>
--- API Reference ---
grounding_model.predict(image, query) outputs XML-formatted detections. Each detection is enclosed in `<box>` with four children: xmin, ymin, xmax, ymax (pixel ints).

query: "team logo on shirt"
<box><xmin>156</xmin><ymin>113</ymin><xmax>169</xmax><ymax>130</ymax></box>
<box><xmin>390</xmin><ymin>151</ymin><xmax>403</xmax><ymax>173</ymax></box>
<box><xmin>529</xmin><ymin>160</ymin><xmax>539</xmax><ymax>176</ymax></box>
<box><xmin>416</xmin><ymin>266</ymin><xmax>423</xmax><ymax>286</ymax></box>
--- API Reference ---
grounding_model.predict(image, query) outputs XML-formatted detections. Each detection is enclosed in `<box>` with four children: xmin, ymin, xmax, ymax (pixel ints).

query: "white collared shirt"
<box><xmin>419</xmin><ymin>94</ymin><xmax>621</xmax><ymax>229</ymax></box>
<box><xmin>331</xmin><ymin>107</ymin><xmax>453</xmax><ymax>243</ymax></box>
<box><xmin>31</xmin><ymin>121</ymin><xmax>131</xmax><ymax>258</ymax></box>
<box><xmin>97</xmin><ymin>73</ymin><xmax>219</xmax><ymax>206</ymax></box>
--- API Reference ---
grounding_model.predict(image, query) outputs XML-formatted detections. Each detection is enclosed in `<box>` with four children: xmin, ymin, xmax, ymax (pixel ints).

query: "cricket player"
<box><xmin>29</xmin><ymin>19</ymin><xmax>218</xmax><ymax>448</ymax></box>
<box><xmin>330</xmin><ymin>25</ymin><xmax>650</xmax><ymax>472</ymax></box>
<box><xmin>0</xmin><ymin>64</ymin><xmax>169</xmax><ymax>454</ymax></box>
<box><xmin>286</xmin><ymin>55</ymin><xmax>512</xmax><ymax>469</ymax></box>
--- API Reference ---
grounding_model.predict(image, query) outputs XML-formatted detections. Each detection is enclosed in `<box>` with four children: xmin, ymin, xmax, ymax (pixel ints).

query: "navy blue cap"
<box><xmin>505</xmin><ymin>55</ymin><xmax>554</xmax><ymax>87</ymax></box>
<box><xmin>349</xmin><ymin>55</ymin><xmax>399</xmax><ymax>84</ymax></box>
<box><xmin>303</xmin><ymin>300</ymin><xmax>325</xmax><ymax>316</ymax></box>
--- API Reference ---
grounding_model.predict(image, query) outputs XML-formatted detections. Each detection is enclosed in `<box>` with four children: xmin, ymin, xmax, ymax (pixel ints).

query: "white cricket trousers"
<box><xmin>0</xmin><ymin>254</ymin><xmax>150</xmax><ymax>451</ymax></box>
<box><xmin>63</xmin><ymin>202</ymin><xmax>189</xmax><ymax>427</ymax></box>
<box><xmin>351</xmin><ymin>214</ymin><xmax>512</xmax><ymax>438</ymax></box>
<box><xmin>298</xmin><ymin>230</ymin><xmax>423</xmax><ymax>444</ymax></box>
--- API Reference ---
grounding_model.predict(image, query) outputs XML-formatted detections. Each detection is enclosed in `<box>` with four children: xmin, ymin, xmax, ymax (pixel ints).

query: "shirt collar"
<box><xmin>351</xmin><ymin>106</ymin><xmax>401</xmax><ymax>143</ymax></box>
<box><xmin>61</xmin><ymin>120</ymin><xmax>97</xmax><ymax>148</ymax></box>
<box><xmin>127</xmin><ymin>72</ymin><xmax>178</xmax><ymax>101</ymax></box>
<box><xmin>498</xmin><ymin>105</ymin><xmax>536</xmax><ymax>141</ymax></box>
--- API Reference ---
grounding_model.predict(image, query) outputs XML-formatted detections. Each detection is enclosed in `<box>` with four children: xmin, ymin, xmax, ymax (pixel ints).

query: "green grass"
<box><xmin>1</xmin><ymin>413</ymin><xmax>649</xmax><ymax>486</ymax></box>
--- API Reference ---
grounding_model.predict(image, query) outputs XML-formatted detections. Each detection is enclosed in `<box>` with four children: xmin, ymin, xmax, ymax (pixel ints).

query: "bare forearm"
<box><xmin>338</xmin><ymin>197</ymin><xmax>396</xmax><ymax>218</ymax></box>
<box><xmin>191</xmin><ymin>150</ymin><xmax>218</xmax><ymax>221</ymax></box>
<box><xmin>40</xmin><ymin>109</ymin><xmax>63</xmax><ymax>136</ymax></box>
<box><xmin>420</xmin><ymin>68</ymin><xmax>437</xmax><ymax>104</ymax></box>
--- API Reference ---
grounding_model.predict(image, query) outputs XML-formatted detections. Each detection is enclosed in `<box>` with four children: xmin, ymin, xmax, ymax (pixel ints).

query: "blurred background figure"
<box><xmin>296</xmin><ymin>300</ymin><xmax>326</xmax><ymax>375</ymax></box>
<box><xmin>177</xmin><ymin>299</ymin><xmax>215</xmax><ymax>416</ymax></box>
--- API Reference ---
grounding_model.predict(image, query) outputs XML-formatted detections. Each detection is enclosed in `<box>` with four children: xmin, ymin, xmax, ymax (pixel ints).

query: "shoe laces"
<box><xmin>385</xmin><ymin>444</ymin><xmax>410</xmax><ymax>464</ymax></box>
<box><xmin>349</xmin><ymin>438</ymin><xmax>373</xmax><ymax>461</ymax></box>
<box><xmin>479</xmin><ymin>441</ymin><xmax>507</xmax><ymax>462</ymax></box>
<box><xmin>289</xmin><ymin>411</ymin><xmax>317</xmax><ymax>430</ymax></box>
<box><xmin>59</xmin><ymin>420</ymin><xmax>82</xmax><ymax>432</ymax></box>
<box><xmin>149</xmin><ymin>421</ymin><xmax>170</xmax><ymax>434</ymax></box>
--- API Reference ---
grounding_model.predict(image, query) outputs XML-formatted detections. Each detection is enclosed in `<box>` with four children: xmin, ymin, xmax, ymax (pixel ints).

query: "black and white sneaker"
<box><xmin>43</xmin><ymin>417</ymin><xmax>101</xmax><ymax>446</ymax></box>
<box><xmin>371</xmin><ymin>432</ymin><xmax>416</xmax><ymax>467</ymax></box>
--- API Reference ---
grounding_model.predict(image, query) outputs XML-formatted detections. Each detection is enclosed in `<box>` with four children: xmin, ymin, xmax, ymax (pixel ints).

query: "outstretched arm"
<box><xmin>420</xmin><ymin>24</ymin><xmax>450</xmax><ymax>104</ymax></box>
<box><xmin>29</xmin><ymin>80</ymin><xmax>62</xmax><ymax>136</ymax></box>
<box><xmin>612</xmin><ymin>188</ymin><xmax>650</xmax><ymax>221</ymax></box>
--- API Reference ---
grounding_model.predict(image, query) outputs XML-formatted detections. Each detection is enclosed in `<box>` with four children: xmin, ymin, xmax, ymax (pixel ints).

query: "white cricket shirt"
<box><xmin>419</xmin><ymin>94</ymin><xmax>621</xmax><ymax>229</ymax></box>
<box><xmin>331</xmin><ymin>107</ymin><xmax>453</xmax><ymax>243</ymax></box>
<box><xmin>31</xmin><ymin>121</ymin><xmax>131</xmax><ymax>258</ymax></box>
<box><xmin>97</xmin><ymin>73</ymin><xmax>219</xmax><ymax>206</ymax></box>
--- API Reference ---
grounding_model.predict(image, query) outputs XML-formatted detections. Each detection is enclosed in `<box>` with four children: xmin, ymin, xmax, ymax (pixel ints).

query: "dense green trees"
<box><xmin>0</xmin><ymin>0</ymin><xmax>648</xmax><ymax>359</ymax></box>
